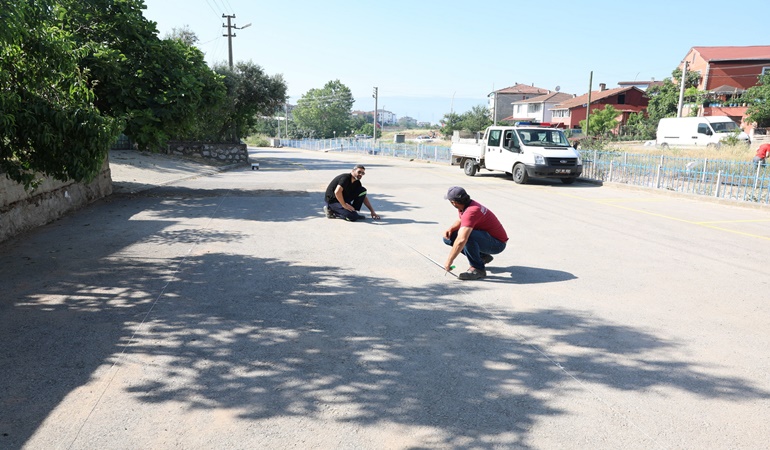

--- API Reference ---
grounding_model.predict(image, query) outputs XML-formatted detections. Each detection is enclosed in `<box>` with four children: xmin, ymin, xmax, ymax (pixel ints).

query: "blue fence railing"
<box><xmin>279</xmin><ymin>138</ymin><xmax>770</xmax><ymax>205</ymax></box>
<box><xmin>280</xmin><ymin>138</ymin><xmax>452</xmax><ymax>163</ymax></box>
<box><xmin>578</xmin><ymin>149</ymin><xmax>770</xmax><ymax>205</ymax></box>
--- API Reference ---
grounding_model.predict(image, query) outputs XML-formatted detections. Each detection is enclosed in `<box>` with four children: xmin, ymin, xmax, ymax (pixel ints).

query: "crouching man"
<box><xmin>442</xmin><ymin>186</ymin><xmax>507</xmax><ymax>280</ymax></box>
<box><xmin>323</xmin><ymin>164</ymin><xmax>381</xmax><ymax>221</ymax></box>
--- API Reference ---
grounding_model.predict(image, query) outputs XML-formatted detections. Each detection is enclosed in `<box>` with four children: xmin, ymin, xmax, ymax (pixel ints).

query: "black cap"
<box><xmin>444</xmin><ymin>186</ymin><xmax>468</xmax><ymax>201</ymax></box>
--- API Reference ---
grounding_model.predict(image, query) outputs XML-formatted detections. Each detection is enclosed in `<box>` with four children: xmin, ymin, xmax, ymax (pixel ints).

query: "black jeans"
<box><xmin>327</xmin><ymin>185</ymin><xmax>367</xmax><ymax>221</ymax></box>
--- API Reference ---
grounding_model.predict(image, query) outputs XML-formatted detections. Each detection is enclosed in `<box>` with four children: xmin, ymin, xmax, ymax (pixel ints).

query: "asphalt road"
<box><xmin>1</xmin><ymin>147</ymin><xmax>769</xmax><ymax>449</ymax></box>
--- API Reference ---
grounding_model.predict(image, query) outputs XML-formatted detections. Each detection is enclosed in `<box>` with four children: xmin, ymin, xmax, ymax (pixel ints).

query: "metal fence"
<box><xmin>579</xmin><ymin>150</ymin><xmax>770</xmax><ymax>205</ymax></box>
<box><xmin>280</xmin><ymin>138</ymin><xmax>452</xmax><ymax>163</ymax></box>
<box><xmin>279</xmin><ymin>138</ymin><xmax>770</xmax><ymax>205</ymax></box>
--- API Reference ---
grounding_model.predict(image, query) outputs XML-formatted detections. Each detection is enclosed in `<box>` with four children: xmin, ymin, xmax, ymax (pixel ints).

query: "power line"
<box><xmin>203</xmin><ymin>0</ymin><xmax>221</xmax><ymax>16</ymax></box>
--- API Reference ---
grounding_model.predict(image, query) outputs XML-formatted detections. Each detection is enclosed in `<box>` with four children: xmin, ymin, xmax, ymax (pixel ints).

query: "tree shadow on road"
<box><xmin>2</xmin><ymin>184</ymin><xmax>768</xmax><ymax>449</ymax></box>
<box><xmin>3</xmin><ymin>245</ymin><xmax>768</xmax><ymax>448</ymax></box>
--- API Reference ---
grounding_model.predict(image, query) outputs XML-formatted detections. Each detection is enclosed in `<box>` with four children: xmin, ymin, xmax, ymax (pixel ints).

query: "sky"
<box><xmin>142</xmin><ymin>0</ymin><xmax>768</xmax><ymax>124</ymax></box>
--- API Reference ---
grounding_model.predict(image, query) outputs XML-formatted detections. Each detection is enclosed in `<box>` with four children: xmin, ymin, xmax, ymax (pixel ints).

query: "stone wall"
<box><xmin>166</xmin><ymin>141</ymin><xmax>249</xmax><ymax>164</ymax></box>
<box><xmin>0</xmin><ymin>160</ymin><xmax>112</xmax><ymax>244</ymax></box>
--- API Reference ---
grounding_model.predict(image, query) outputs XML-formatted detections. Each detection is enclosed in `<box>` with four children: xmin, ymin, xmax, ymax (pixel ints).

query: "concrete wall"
<box><xmin>1</xmin><ymin>160</ymin><xmax>112</xmax><ymax>244</ymax></box>
<box><xmin>166</xmin><ymin>141</ymin><xmax>248</xmax><ymax>164</ymax></box>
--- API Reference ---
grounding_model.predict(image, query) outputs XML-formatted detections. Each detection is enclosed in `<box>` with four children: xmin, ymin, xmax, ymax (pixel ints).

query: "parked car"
<box><xmin>354</xmin><ymin>134</ymin><xmax>371</xmax><ymax>139</ymax></box>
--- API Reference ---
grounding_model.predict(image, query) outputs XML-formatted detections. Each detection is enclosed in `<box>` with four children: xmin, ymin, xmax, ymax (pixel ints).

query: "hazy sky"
<box><xmin>142</xmin><ymin>0</ymin><xmax>767</xmax><ymax>123</ymax></box>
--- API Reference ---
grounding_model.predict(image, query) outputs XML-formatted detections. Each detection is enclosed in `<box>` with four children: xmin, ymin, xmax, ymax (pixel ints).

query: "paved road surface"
<box><xmin>1</xmin><ymin>147</ymin><xmax>769</xmax><ymax>449</ymax></box>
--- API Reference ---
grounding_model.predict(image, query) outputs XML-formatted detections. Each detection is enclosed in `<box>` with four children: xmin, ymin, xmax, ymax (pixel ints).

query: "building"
<box><xmin>373</xmin><ymin>109</ymin><xmax>397</xmax><ymax>126</ymax></box>
<box><xmin>677</xmin><ymin>45</ymin><xmax>770</xmax><ymax>131</ymax></box>
<box><xmin>506</xmin><ymin>92</ymin><xmax>574</xmax><ymax>123</ymax></box>
<box><xmin>489</xmin><ymin>83</ymin><xmax>552</xmax><ymax>123</ymax></box>
<box><xmin>550</xmin><ymin>84</ymin><xmax>649</xmax><ymax>131</ymax></box>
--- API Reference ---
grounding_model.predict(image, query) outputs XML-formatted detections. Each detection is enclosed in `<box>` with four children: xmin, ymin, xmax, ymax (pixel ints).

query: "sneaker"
<box><xmin>458</xmin><ymin>267</ymin><xmax>486</xmax><ymax>280</ymax></box>
<box><xmin>481</xmin><ymin>254</ymin><xmax>494</xmax><ymax>265</ymax></box>
<box><xmin>323</xmin><ymin>205</ymin><xmax>335</xmax><ymax>219</ymax></box>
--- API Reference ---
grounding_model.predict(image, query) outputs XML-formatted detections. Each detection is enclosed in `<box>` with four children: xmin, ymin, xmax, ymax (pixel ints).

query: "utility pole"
<box><xmin>585</xmin><ymin>71</ymin><xmax>593</xmax><ymax>137</ymax></box>
<box><xmin>222</xmin><ymin>14</ymin><xmax>251</xmax><ymax>68</ymax></box>
<box><xmin>373</xmin><ymin>87</ymin><xmax>378</xmax><ymax>144</ymax></box>
<box><xmin>677</xmin><ymin>60</ymin><xmax>688</xmax><ymax>118</ymax></box>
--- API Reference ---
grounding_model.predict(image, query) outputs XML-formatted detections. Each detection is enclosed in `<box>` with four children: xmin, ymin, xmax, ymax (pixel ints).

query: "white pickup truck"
<box><xmin>451</xmin><ymin>124</ymin><xmax>583</xmax><ymax>184</ymax></box>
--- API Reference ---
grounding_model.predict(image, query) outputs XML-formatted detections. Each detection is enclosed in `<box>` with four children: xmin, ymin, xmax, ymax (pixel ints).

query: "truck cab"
<box><xmin>452</xmin><ymin>124</ymin><xmax>582</xmax><ymax>184</ymax></box>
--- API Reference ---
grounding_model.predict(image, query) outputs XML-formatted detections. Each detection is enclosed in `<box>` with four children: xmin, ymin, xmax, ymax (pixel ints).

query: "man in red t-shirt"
<box><xmin>442</xmin><ymin>186</ymin><xmax>508</xmax><ymax>280</ymax></box>
<box><xmin>753</xmin><ymin>143</ymin><xmax>770</xmax><ymax>166</ymax></box>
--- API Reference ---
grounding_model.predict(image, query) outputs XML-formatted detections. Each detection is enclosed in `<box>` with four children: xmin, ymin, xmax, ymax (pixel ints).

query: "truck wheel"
<box><xmin>512</xmin><ymin>163</ymin><xmax>528</xmax><ymax>184</ymax></box>
<box><xmin>561</xmin><ymin>177</ymin><xmax>576</xmax><ymax>185</ymax></box>
<box><xmin>463</xmin><ymin>159</ymin><xmax>477</xmax><ymax>176</ymax></box>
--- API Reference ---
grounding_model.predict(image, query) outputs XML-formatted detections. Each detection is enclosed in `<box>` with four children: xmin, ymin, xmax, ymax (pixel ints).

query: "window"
<box><xmin>697</xmin><ymin>123</ymin><xmax>710</xmax><ymax>135</ymax></box>
<box><xmin>488</xmin><ymin>129</ymin><xmax>502</xmax><ymax>147</ymax></box>
<box><xmin>763</xmin><ymin>66</ymin><xmax>770</xmax><ymax>75</ymax></box>
<box><xmin>528</xmin><ymin>103</ymin><xmax>541</xmax><ymax>113</ymax></box>
<box><xmin>552</xmin><ymin>109</ymin><xmax>568</xmax><ymax>118</ymax></box>
<box><xmin>617</xmin><ymin>94</ymin><xmax>626</xmax><ymax>105</ymax></box>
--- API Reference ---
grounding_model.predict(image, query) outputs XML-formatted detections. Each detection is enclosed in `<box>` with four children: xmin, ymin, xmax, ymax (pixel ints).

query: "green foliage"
<box><xmin>646</xmin><ymin>78</ymin><xmax>680</xmax><ymax>123</ymax></box>
<box><xmin>719</xmin><ymin>131</ymin><xmax>749</xmax><ymax>147</ymax></box>
<box><xmin>439</xmin><ymin>112</ymin><xmax>463</xmax><ymax>138</ymax></box>
<box><xmin>743</xmin><ymin>73</ymin><xmax>770</xmax><ymax>127</ymax></box>
<box><xmin>292</xmin><ymin>80</ymin><xmax>354</xmax><ymax>139</ymax></box>
<box><xmin>439</xmin><ymin>105</ymin><xmax>491</xmax><ymax>138</ymax></box>
<box><xmin>622</xmin><ymin>112</ymin><xmax>656</xmax><ymax>140</ymax></box>
<box><xmin>350</xmin><ymin>112</ymin><xmax>373</xmax><ymax>133</ymax></box>
<box><xmin>580</xmin><ymin>105</ymin><xmax>620</xmax><ymax>136</ymax></box>
<box><xmin>0</xmin><ymin>0</ymin><xmax>122</xmax><ymax>187</ymax></box>
<box><xmin>460</xmin><ymin>105</ymin><xmax>493</xmax><ymax>134</ymax></box>
<box><xmin>358</xmin><ymin>123</ymin><xmax>380</xmax><ymax>139</ymax></box>
<box><xmin>397</xmin><ymin>116</ymin><xmax>418</xmax><ymax>128</ymax></box>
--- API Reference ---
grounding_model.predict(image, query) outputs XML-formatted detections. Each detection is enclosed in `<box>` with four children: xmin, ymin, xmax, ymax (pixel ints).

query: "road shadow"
<box><xmin>1</xmin><ymin>185</ymin><xmax>767</xmax><ymax>449</ymax></box>
<box><xmin>485</xmin><ymin>265</ymin><xmax>578</xmax><ymax>284</ymax></box>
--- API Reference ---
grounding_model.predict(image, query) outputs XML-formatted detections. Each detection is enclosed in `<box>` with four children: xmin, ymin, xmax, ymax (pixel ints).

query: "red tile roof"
<box><xmin>693</xmin><ymin>45</ymin><xmax>770</xmax><ymax>61</ymax></box>
<box><xmin>493</xmin><ymin>83</ymin><xmax>551</xmax><ymax>95</ymax></box>
<box><xmin>515</xmin><ymin>92</ymin><xmax>574</xmax><ymax>104</ymax></box>
<box><xmin>554</xmin><ymin>86</ymin><xmax>641</xmax><ymax>109</ymax></box>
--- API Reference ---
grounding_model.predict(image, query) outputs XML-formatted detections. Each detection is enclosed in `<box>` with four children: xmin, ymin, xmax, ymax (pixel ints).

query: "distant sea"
<box><xmin>352</xmin><ymin>96</ymin><xmax>487</xmax><ymax>125</ymax></box>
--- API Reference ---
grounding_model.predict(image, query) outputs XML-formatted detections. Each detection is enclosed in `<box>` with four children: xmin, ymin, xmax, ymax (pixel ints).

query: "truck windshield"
<box><xmin>516</xmin><ymin>129</ymin><xmax>571</xmax><ymax>147</ymax></box>
<box><xmin>710</xmin><ymin>121</ymin><xmax>739</xmax><ymax>133</ymax></box>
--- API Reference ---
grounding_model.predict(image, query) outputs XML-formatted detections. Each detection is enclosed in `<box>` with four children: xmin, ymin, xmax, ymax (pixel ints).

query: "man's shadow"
<box><xmin>485</xmin><ymin>265</ymin><xmax>577</xmax><ymax>284</ymax></box>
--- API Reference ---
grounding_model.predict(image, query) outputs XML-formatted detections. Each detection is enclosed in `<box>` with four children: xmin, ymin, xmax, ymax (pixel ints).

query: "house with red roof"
<box><xmin>504</xmin><ymin>92</ymin><xmax>575</xmax><ymax>123</ymax></box>
<box><xmin>489</xmin><ymin>83</ymin><xmax>552</xmax><ymax>123</ymax></box>
<box><xmin>550</xmin><ymin>84</ymin><xmax>648</xmax><ymax>131</ymax></box>
<box><xmin>678</xmin><ymin>45</ymin><xmax>770</xmax><ymax>130</ymax></box>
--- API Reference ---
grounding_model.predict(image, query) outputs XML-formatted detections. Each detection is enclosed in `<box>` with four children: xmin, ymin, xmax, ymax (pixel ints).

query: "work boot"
<box><xmin>323</xmin><ymin>205</ymin><xmax>335</xmax><ymax>219</ymax></box>
<box><xmin>459</xmin><ymin>267</ymin><xmax>486</xmax><ymax>280</ymax></box>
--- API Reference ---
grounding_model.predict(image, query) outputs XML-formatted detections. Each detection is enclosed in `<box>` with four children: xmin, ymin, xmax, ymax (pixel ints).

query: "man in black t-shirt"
<box><xmin>323</xmin><ymin>164</ymin><xmax>381</xmax><ymax>221</ymax></box>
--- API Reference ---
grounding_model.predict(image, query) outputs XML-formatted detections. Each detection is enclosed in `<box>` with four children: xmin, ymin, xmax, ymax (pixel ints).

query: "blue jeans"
<box><xmin>443</xmin><ymin>230</ymin><xmax>506</xmax><ymax>270</ymax></box>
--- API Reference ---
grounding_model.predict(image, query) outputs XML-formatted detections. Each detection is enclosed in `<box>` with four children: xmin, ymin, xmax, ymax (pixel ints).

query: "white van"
<box><xmin>656</xmin><ymin>116</ymin><xmax>749</xmax><ymax>148</ymax></box>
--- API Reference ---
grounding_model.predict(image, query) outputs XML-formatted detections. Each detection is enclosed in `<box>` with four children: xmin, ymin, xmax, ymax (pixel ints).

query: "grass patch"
<box><xmin>606</xmin><ymin>141</ymin><xmax>754</xmax><ymax>161</ymax></box>
<box><xmin>243</xmin><ymin>134</ymin><xmax>270</xmax><ymax>147</ymax></box>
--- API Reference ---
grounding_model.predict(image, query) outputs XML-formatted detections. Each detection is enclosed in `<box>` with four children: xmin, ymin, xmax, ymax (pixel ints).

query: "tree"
<box><xmin>1</xmin><ymin>0</ymin><xmax>122</xmax><ymax>187</ymax></box>
<box><xmin>59</xmin><ymin>0</ymin><xmax>228</xmax><ymax>150</ymax></box>
<box><xmin>580</xmin><ymin>105</ymin><xmax>619</xmax><ymax>136</ymax></box>
<box><xmin>292</xmin><ymin>80</ymin><xmax>354</xmax><ymax>139</ymax></box>
<box><xmin>166</xmin><ymin>26</ymin><xmax>199</xmax><ymax>46</ymax></box>
<box><xmin>623</xmin><ymin>111</ymin><xmax>655</xmax><ymax>140</ymax></box>
<box><xmin>459</xmin><ymin>105</ymin><xmax>492</xmax><ymax>134</ymax></box>
<box><xmin>439</xmin><ymin>112</ymin><xmax>463</xmax><ymax>138</ymax></box>
<box><xmin>212</xmin><ymin>61</ymin><xmax>287</xmax><ymax>142</ymax></box>
<box><xmin>743</xmin><ymin>73</ymin><xmax>770</xmax><ymax>127</ymax></box>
